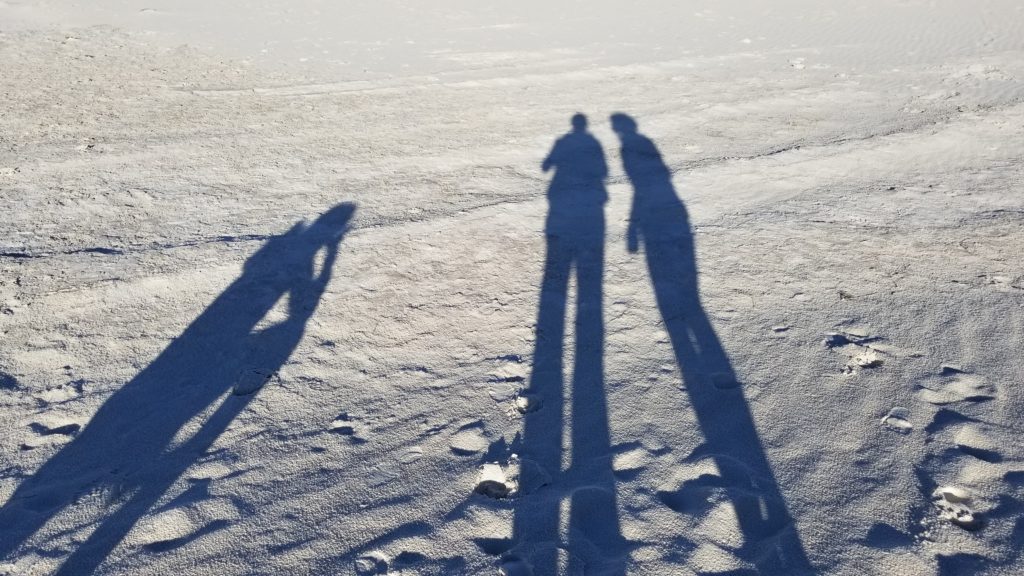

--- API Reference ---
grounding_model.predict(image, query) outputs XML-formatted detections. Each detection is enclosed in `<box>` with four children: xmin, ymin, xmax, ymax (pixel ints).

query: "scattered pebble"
<box><xmin>881</xmin><ymin>407</ymin><xmax>913</xmax><ymax>433</ymax></box>
<box><xmin>513</xmin><ymin>392</ymin><xmax>541</xmax><ymax>414</ymax></box>
<box><xmin>475</xmin><ymin>463</ymin><xmax>514</xmax><ymax>498</ymax></box>
<box><xmin>932</xmin><ymin>486</ymin><xmax>981</xmax><ymax>530</ymax></box>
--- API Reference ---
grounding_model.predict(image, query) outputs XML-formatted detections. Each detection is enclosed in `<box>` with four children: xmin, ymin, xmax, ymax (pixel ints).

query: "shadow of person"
<box><xmin>612</xmin><ymin>112</ymin><xmax>814</xmax><ymax>574</ymax></box>
<box><xmin>0</xmin><ymin>203</ymin><xmax>356</xmax><ymax>574</ymax></box>
<box><xmin>509</xmin><ymin>114</ymin><xmax>626</xmax><ymax>575</ymax></box>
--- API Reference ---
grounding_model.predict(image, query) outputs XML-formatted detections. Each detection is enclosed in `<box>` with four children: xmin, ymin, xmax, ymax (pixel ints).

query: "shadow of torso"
<box><xmin>544</xmin><ymin>130</ymin><xmax>608</xmax><ymax>241</ymax></box>
<box><xmin>621</xmin><ymin>132</ymin><xmax>689</xmax><ymax>244</ymax></box>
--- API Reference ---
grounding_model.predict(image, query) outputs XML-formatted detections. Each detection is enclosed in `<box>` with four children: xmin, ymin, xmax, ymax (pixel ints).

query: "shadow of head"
<box><xmin>610</xmin><ymin>112</ymin><xmax>638</xmax><ymax>136</ymax></box>
<box><xmin>245</xmin><ymin>203</ymin><xmax>356</xmax><ymax>275</ymax></box>
<box><xmin>571</xmin><ymin>112</ymin><xmax>589</xmax><ymax>132</ymax></box>
<box><xmin>306</xmin><ymin>202</ymin><xmax>356</xmax><ymax>240</ymax></box>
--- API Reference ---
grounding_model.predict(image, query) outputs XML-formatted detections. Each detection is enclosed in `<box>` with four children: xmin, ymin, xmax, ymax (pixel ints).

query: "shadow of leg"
<box><xmin>648</xmin><ymin>237</ymin><xmax>813</xmax><ymax>574</ymax></box>
<box><xmin>513</xmin><ymin>235</ymin><xmax>571</xmax><ymax>575</ymax></box>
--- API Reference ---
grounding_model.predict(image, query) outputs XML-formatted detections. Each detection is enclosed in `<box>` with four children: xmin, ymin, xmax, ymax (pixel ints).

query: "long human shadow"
<box><xmin>0</xmin><ymin>203</ymin><xmax>356</xmax><ymax>574</ymax></box>
<box><xmin>510</xmin><ymin>114</ymin><xmax>626</xmax><ymax>575</ymax></box>
<box><xmin>612</xmin><ymin>113</ymin><xmax>814</xmax><ymax>574</ymax></box>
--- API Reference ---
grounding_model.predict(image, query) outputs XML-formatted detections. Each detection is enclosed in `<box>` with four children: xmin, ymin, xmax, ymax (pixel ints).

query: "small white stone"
<box><xmin>881</xmin><ymin>407</ymin><xmax>913</xmax><ymax>433</ymax></box>
<box><xmin>514</xmin><ymin>393</ymin><xmax>541</xmax><ymax>414</ymax></box>
<box><xmin>932</xmin><ymin>486</ymin><xmax>981</xmax><ymax>530</ymax></box>
<box><xmin>475</xmin><ymin>463</ymin><xmax>513</xmax><ymax>498</ymax></box>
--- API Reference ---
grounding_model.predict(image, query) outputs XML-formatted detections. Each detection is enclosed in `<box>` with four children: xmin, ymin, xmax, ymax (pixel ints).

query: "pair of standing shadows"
<box><xmin>507</xmin><ymin>114</ymin><xmax>813</xmax><ymax>575</ymax></box>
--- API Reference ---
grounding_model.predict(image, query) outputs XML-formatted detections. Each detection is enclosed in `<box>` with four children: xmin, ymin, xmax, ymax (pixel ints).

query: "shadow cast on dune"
<box><xmin>0</xmin><ymin>203</ymin><xmax>356</xmax><ymax>574</ymax></box>
<box><xmin>613</xmin><ymin>112</ymin><xmax>813</xmax><ymax>574</ymax></box>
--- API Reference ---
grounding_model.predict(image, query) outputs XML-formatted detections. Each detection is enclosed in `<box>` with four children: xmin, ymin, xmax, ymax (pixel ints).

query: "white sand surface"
<box><xmin>2</xmin><ymin>1</ymin><xmax>1024</xmax><ymax>574</ymax></box>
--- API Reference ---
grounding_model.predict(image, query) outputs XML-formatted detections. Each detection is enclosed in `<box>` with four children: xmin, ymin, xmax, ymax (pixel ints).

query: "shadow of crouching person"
<box><xmin>0</xmin><ymin>203</ymin><xmax>356</xmax><ymax>575</ymax></box>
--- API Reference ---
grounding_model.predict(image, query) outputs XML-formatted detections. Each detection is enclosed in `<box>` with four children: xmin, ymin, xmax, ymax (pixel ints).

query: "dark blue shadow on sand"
<box><xmin>508</xmin><ymin>113</ymin><xmax>814</xmax><ymax>575</ymax></box>
<box><xmin>0</xmin><ymin>203</ymin><xmax>355</xmax><ymax>574</ymax></box>
<box><xmin>613</xmin><ymin>112</ymin><xmax>813</xmax><ymax>574</ymax></box>
<box><xmin>509</xmin><ymin>113</ymin><xmax>627</xmax><ymax>575</ymax></box>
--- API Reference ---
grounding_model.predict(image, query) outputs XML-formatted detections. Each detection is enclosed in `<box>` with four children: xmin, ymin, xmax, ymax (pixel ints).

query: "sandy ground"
<box><xmin>2</xmin><ymin>2</ymin><xmax>1024</xmax><ymax>575</ymax></box>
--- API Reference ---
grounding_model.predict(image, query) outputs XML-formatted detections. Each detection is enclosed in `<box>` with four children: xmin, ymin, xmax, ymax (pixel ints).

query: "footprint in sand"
<box><xmin>450</xmin><ymin>421</ymin><xmax>489</xmax><ymax>455</ymax></box>
<box><xmin>399</xmin><ymin>446</ymin><xmax>423</xmax><ymax>465</ymax></box>
<box><xmin>656</xmin><ymin>455</ymin><xmax>793</xmax><ymax>557</ymax></box>
<box><xmin>127</xmin><ymin>499</ymin><xmax>240</xmax><ymax>551</ymax></box>
<box><xmin>954</xmin><ymin>426</ymin><xmax>1003</xmax><ymax>463</ymax></box>
<box><xmin>823</xmin><ymin>331</ymin><xmax>888</xmax><ymax>374</ymax></box>
<box><xmin>233</xmin><ymin>369</ymin><xmax>276</xmax><ymax>396</ymax></box>
<box><xmin>932</xmin><ymin>486</ymin><xmax>981</xmax><ymax>530</ymax></box>
<box><xmin>843</xmin><ymin>350</ymin><xmax>884</xmax><ymax>374</ymax></box>
<box><xmin>688</xmin><ymin>542</ymin><xmax>749</xmax><ymax>574</ymax></box>
<box><xmin>354</xmin><ymin>551</ymin><xmax>389</xmax><ymax>575</ymax></box>
<box><xmin>500</xmin><ymin>546</ymin><xmax>579</xmax><ymax>576</ymax></box>
<box><xmin>186</xmin><ymin>461</ymin><xmax>235</xmax><ymax>481</ymax></box>
<box><xmin>27</xmin><ymin>419</ymin><xmax>81</xmax><ymax>437</ymax></box>
<box><xmin>612</xmin><ymin>441</ymin><xmax>668</xmax><ymax>480</ymax></box>
<box><xmin>366</xmin><ymin>465</ymin><xmax>401</xmax><ymax>488</ymax></box>
<box><xmin>613</xmin><ymin>447</ymin><xmax>649</xmax><ymax>476</ymax></box>
<box><xmin>709</xmin><ymin>372</ymin><xmax>741</xmax><ymax>390</ymax></box>
<box><xmin>498</xmin><ymin>557</ymin><xmax>531</xmax><ymax>576</ymax></box>
<box><xmin>329</xmin><ymin>412</ymin><xmax>366</xmax><ymax>441</ymax></box>
<box><xmin>916</xmin><ymin>366</ymin><xmax>995</xmax><ymax>405</ymax></box>
<box><xmin>20</xmin><ymin>417</ymin><xmax>82</xmax><ymax>450</ymax></box>
<box><xmin>34</xmin><ymin>378</ymin><xmax>86</xmax><ymax>403</ymax></box>
<box><xmin>487</xmin><ymin>356</ymin><xmax>528</xmax><ymax>405</ymax></box>
<box><xmin>881</xmin><ymin>407</ymin><xmax>913</xmax><ymax>434</ymax></box>
<box><xmin>1004</xmin><ymin>470</ymin><xmax>1024</xmax><ymax>488</ymax></box>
